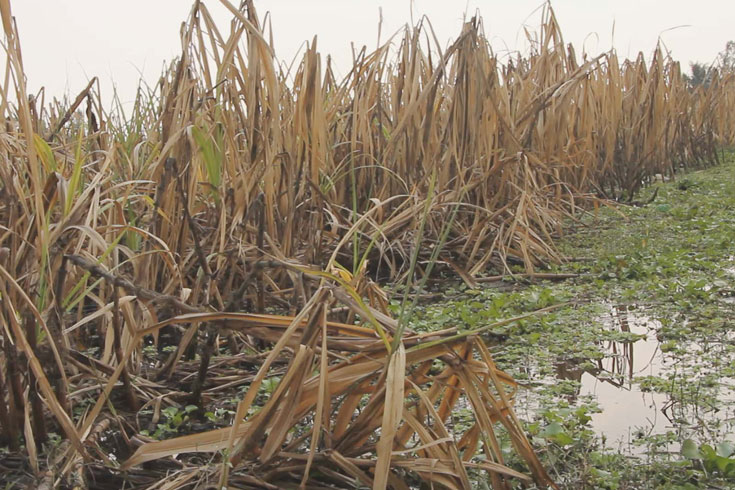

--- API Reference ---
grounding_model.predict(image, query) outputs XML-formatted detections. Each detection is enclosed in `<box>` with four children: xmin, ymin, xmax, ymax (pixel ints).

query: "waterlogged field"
<box><xmin>403</xmin><ymin>153</ymin><xmax>735</xmax><ymax>488</ymax></box>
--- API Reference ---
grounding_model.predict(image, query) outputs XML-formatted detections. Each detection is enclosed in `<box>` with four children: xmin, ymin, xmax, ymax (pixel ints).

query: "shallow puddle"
<box><xmin>557</xmin><ymin>305</ymin><xmax>671</xmax><ymax>450</ymax></box>
<box><xmin>549</xmin><ymin>303</ymin><xmax>735</xmax><ymax>453</ymax></box>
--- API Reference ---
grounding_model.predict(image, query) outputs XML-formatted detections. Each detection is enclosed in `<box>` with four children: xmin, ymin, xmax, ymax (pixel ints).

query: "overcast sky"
<box><xmin>6</xmin><ymin>0</ymin><xmax>734</xmax><ymax>108</ymax></box>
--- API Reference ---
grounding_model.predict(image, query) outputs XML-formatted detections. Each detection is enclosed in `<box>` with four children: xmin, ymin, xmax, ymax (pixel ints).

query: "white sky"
<box><xmin>7</xmin><ymin>0</ymin><xmax>735</xmax><ymax>108</ymax></box>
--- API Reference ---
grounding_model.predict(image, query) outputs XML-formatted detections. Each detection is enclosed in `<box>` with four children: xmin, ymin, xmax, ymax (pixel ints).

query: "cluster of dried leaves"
<box><xmin>0</xmin><ymin>0</ymin><xmax>734</xmax><ymax>488</ymax></box>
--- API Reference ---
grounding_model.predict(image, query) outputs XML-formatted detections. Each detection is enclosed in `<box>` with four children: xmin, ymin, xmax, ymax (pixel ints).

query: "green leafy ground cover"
<box><xmin>398</xmin><ymin>153</ymin><xmax>735</xmax><ymax>488</ymax></box>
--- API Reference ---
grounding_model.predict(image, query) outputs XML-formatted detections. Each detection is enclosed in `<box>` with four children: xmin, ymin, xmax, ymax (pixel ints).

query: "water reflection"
<box><xmin>555</xmin><ymin>304</ymin><xmax>671</xmax><ymax>449</ymax></box>
<box><xmin>512</xmin><ymin>299</ymin><xmax>735</xmax><ymax>455</ymax></box>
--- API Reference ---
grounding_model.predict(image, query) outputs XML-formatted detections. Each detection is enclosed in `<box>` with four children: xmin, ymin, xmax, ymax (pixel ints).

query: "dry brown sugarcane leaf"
<box><xmin>330</xmin><ymin>287</ymin><xmax>400</xmax><ymax>333</ymax></box>
<box><xmin>437</xmin><ymin>340</ymin><xmax>472</xmax><ymax>422</ymax></box>
<box><xmin>475</xmin><ymin>339</ymin><xmax>526</xmax><ymax>430</ymax></box>
<box><xmin>452</xmin><ymin>366</ymin><xmax>505</xmax><ymax>465</ymax></box>
<box><xmin>333</xmin><ymin>378</ymin><xmax>374</xmax><ymax>440</ymax></box>
<box><xmin>416</xmin><ymin>473</ymin><xmax>463</xmax><ymax>490</ymax></box>
<box><xmin>373</xmin><ymin>343</ymin><xmax>406</xmax><ymax>489</ymax></box>
<box><xmin>398</xmin><ymin>453</ymin><xmax>531</xmax><ymax>482</ymax></box>
<box><xmin>466</xmin><ymin>360</ymin><xmax>557</xmax><ymax>488</ymax></box>
<box><xmin>156</xmin><ymin>321</ymin><xmax>201</xmax><ymax>379</ymax></box>
<box><xmin>0</xmin><ymin>0</ymin><xmax>46</xmax><ymax>238</ymax></box>
<box><xmin>326</xmin><ymin>449</ymin><xmax>375</xmax><ymax>488</ymax></box>
<box><xmin>445</xmin><ymin>258</ymin><xmax>478</xmax><ymax>289</ymax></box>
<box><xmin>391</xmin><ymin>457</ymin><xmax>460</xmax><ymax>478</ymax></box>
<box><xmin>0</xmin><ymin>267</ymin><xmax>86</xmax><ymax>458</ymax></box>
<box><xmin>386</xmin><ymin>472</ymin><xmax>412</xmax><ymax>490</ymax></box>
<box><xmin>216</xmin><ymin>0</ymin><xmax>278</xmax><ymax>88</ymax></box>
<box><xmin>151</xmin><ymin>469</ymin><xmax>202</xmax><ymax>490</ymax></box>
<box><xmin>404</xmin><ymin>341</ymin><xmax>468</xmax><ymax>365</ymax></box>
<box><xmin>259</xmin><ymin>345</ymin><xmax>314</xmax><ymax>462</ymax></box>
<box><xmin>324</xmin><ymin>194</ymin><xmax>407</xmax><ymax>265</ymax></box>
<box><xmin>75</xmin><ymin>331</ymin><xmax>137</xmax><ymax>443</ymax></box>
<box><xmin>233</xmin><ymin>344</ymin><xmax>313</xmax><ymax>461</ymax></box>
<box><xmin>407</xmin><ymin>380</ymin><xmax>471</xmax><ymax>488</ymax></box>
<box><xmin>464</xmin><ymin>461</ymin><xmax>532</xmax><ymax>482</ymax></box>
<box><xmin>391</xmin><ymin>436</ymin><xmax>455</xmax><ymax>456</ymax></box>
<box><xmin>334</xmin><ymin>384</ymin><xmax>389</xmax><ymax>455</ymax></box>
<box><xmin>221</xmin><ymin>289</ymin><xmax>331</xmax><ymax>483</ymax></box>
<box><xmin>296</xmin><ymin>355</ymin><xmax>386</xmax><ymax>418</ymax></box>
<box><xmin>63</xmin><ymin>295</ymin><xmax>136</xmax><ymax>334</ymax></box>
<box><xmin>396</xmin><ymin>372</ymin><xmax>445</xmax><ymax>448</ymax></box>
<box><xmin>400</xmin><ymin>410</ymin><xmax>451</xmax><ymax>460</ymax></box>
<box><xmin>135</xmin><ymin>310</ymin><xmax>378</xmax><ymax>339</ymax></box>
<box><xmin>457</xmin><ymin>424</ymin><xmax>480</xmax><ymax>462</ymax></box>
<box><xmin>464</xmin><ymin>358</ymin><xmax>518</xmax><ymax>389</ymax></box>
<box><xmin>23</xmin><ymin>389</ymin><xmax>39</xmax><ymax>475</ymax></box>
<box><xmin>121</xmin><ymin>421</ymin><xmax>252</xmax><ymax>469</ymax></box>
<box><xmin>0</xmin><ymin>264</ymin><xmax>68</xmax><ymax>386</ymax></box>
<box><xmin>300</xmin><ymin>302</ymin><xmax>331</xmax><ymax>485</ymax></box>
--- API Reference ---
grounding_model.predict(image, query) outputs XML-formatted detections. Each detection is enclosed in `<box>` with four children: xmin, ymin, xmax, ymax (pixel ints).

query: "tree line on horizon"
<box><xmin>685</xmin><ymin>41</ymin><xmax>735</xmax><ymax>88</ymax></box>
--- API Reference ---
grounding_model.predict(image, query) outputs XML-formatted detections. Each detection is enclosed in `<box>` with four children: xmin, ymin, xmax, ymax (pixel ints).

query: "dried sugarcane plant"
<box><xmin>0</xmin><ymin>0</ymin><xmax>734</xmax><ymax>488</ymax></box>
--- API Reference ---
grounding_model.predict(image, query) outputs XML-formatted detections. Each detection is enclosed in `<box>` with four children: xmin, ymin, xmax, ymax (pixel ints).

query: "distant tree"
<box><xmin>683</xmin><ymin>61</ymin><xmax>713</xmax><ymax>88</ymax></box>
<box><xmin>683</xmin><ymin>40</ymin><xmax>735</xmax><ymax>89</ymax></box>
<box><xmin>719</xmin><ymin>40</ymin><xmax>735</xmax><ymax>72</ymax></box>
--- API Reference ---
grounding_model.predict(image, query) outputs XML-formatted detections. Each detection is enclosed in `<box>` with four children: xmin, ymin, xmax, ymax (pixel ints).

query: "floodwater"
<box><xmin>550</xmin><ymin>303</ymin><xmax>735</xmax><ymax>453</ymax></box>
<box><xmin>570</xmin><ymin>305</ymin><xmax>669</xmax><ymax>450</ymax></box>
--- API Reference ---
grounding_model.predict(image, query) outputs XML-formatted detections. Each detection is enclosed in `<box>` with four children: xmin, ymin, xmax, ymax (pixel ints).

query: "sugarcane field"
<box><xmin>1</xmin><ymin>0</ymin><xmax>735</xmax><ymax>488</ymax></box>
